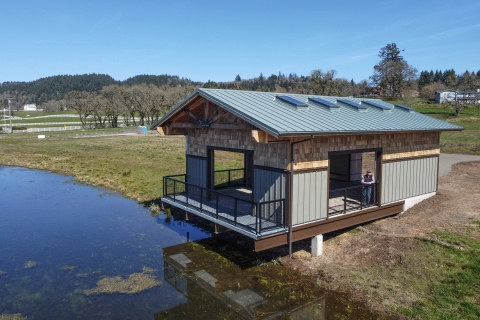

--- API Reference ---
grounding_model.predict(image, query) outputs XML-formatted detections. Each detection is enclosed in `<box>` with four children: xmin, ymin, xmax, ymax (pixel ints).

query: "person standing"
<box><xmin>361</xmin><ymin>170</ymin><xmax>375</xmax><ymax>205</ymax></box>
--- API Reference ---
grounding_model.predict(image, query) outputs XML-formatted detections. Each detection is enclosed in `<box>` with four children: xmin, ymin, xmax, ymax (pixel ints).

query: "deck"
<box><xmin>163</xmin><ymin>176</ymin><xmax>287</xmax><ymax>239</ymax></box>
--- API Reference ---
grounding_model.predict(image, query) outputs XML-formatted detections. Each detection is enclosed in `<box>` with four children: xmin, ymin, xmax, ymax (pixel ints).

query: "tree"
<box><xmin>420</xmin><ymin>82</ymin><xmax>446</xmax><ymax>100</ymax></box>
<box><xmin>307</xmin><ymin>69</ymin><xmax>337</xmax><ymax>95</ymax></box>
<box><xmin>370</xmin><ymin>43</ymin><xmax>417</xmax><ymax>99</ymax></box>
<box><xmin>234</xmin><ymin>75</ymin><xmax>242</xmax><ymax>82</ymax></box>
<box><xmin>418</xmin><ymin>70</ymin><xmax>433</xmax><ymax>87</ymax></box>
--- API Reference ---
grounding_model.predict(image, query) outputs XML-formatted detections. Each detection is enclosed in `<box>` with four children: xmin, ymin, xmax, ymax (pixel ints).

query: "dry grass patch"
<box><xmin>59</xmin><ymin>265</ymin><xmax>75</xmax><ymax>271</ymax></box>
<box><xmin>0</xmin><ymin>314</ymin><xmax>27</xmax><ymax>320</ymax></box>
<box><xmin>82</xmin><ymin>270</ymin><xmax>161</xmax><ymax>295</ymax></box>
<box><xmin>24</xmin><ymin>261</ymin><xmax>38</xmax><ymax>269</ymax></box>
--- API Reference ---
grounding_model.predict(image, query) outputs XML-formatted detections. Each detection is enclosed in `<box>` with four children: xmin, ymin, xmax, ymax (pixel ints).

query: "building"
<box><xmin>151</xmin><ymin>89</ymin><xmax>462</xmax><ymax>254</ymax></box>
<box><xmin>23</xmin><ymin>104</ymin><xmax>37</xmax><ymax>111</ymax></box>
<box><xmin>435</xmin><ymin>89</ymin><xmax>480</xmax><ymax>104</ymax></box>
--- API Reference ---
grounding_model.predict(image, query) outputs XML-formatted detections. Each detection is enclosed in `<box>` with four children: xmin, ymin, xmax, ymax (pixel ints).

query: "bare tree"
<box><xmin>66</xmin><ymin>91</ymin><xmax>94</xmax><ymax>127</ymax></box>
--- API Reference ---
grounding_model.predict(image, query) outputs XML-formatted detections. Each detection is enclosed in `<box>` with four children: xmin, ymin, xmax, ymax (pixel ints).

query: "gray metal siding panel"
<box><xmin>187</xmin><ymin>156</ymin><xmax>207</xmax><ymax>188</ymax></box>
<box><xmin>382</xmin><ymin>157</ymin><xmax>438</xmax><ymax>204</ymax></box>
<box><xmin>292</xmin><ymin>174</ymin><xmax>299</xmax><ymax>225</ymax></box>
<box><xmin>292</xmin><ymin>171</ymin><xmax>328</xmax><ymax>225</ymax></box>
<box><xmin>253</xmin><ymin>167</ymin><xmax>287</xmax><ymax>202</ymax></box>
<box><xmin>320</xmin><ymin>171</ymin><xmax>328</xmax><ymax>219</ymax></box>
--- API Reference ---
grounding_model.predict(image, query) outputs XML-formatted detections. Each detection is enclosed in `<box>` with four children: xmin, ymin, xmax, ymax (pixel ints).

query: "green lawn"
<box><xmin>12</xmin><ymin>110</ymin><xmax>77</xmax><ymax>117</ymax></box>
<box><xmin>406</xmin><ymin>99</ymin><xmax>480</xmax><ymax>155</ymax></box>
<box><xmin>9</xmin><ymin>117</ymin><xmax>81</xmax><ymax>124</ymax></box>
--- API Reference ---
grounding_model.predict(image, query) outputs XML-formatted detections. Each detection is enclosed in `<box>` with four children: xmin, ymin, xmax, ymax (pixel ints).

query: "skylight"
<box><xmin>276</xmin><ymin>95</ymin><xmax>309</xmax><ymax>110</ymax></box>
<box><xmin>395</xmin><ymin>104</ymin><xmax>414</xmax><ymax>113</ymax></box>
<box><xmin>338</xmin><ymin>99</ymin><xmax>367</xmax><ymax>111</ymax></box>
<box><xmin>308</xmin><ymin>97</ymin><xmax>339</xmax><ymax>109</ymax></box>
<box><xmin>362</xmin><ymin>100</ymin><xmax>392</xmax><ymax>110</ymax></box>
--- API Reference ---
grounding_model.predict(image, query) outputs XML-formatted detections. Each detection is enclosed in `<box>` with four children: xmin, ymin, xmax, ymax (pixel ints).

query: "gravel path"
<box><xmin>439</xmin><ymin>153</ymin><xmax>480</xmax><ymax>176</ymax></box>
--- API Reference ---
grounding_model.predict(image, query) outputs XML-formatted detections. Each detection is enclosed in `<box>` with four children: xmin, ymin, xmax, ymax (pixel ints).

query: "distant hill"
<box><xmin>0</xmin><ymin>73</ymin><xmax>199</xmax><ymax>106</ymax></box>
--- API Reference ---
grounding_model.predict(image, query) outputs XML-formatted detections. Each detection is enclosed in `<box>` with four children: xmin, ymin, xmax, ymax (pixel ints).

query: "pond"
<box><xmin>0</xmin><ymin>167</ymin><xmax>385</xmax><ymax>319</ymax></box>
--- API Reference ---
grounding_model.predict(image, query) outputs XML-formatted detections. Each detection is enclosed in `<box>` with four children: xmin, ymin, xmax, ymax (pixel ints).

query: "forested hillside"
<box><xmin>0</xmin><ymin>73</ymin><xmax>197</xmax><ymax>109</ymax></box>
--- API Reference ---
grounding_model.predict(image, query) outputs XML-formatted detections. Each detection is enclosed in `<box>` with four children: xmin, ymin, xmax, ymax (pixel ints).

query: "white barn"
<box><xmin>23</xmin><ymin>104</ymin><xmax>37</xmax><ymax>111</ymax></box>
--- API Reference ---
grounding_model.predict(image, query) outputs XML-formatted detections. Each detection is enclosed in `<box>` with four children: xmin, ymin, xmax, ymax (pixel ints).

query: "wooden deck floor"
<box><xmin>162</xmin><ymin>190</ymin><xmax>286</xmax><ymax>239</ymax></box>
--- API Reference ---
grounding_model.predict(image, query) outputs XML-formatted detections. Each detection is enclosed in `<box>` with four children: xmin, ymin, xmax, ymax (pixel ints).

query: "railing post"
<box><xmin>343</xmin><ymin>189</ymin><xmax>347</xmax><ymax>213</ymax></box>
<box><xmin>259</xmin><ymin>203</ymin><xmax>263</xmax><ymax>232</ymax></box>
<box><xmin>185</xmin><ymin>181</ymin><xmax>189</xmax><ymax>207</ymax></box>
<box><xmin>173</xmin><ymin>180</ymin><xmax>176</xmax><ymax>202</ymax></box>
<box><xmin>215</xmin><ymin>194</ymin><xmax>219</xmax><ymax>219</ymax></box>
<box><xmin>228</xmin><ymin>170</ymin><xmax>231</xmax><ymax>188</ymax></box>
<box><xmin>234</xmin><ymin>198</ymin><xmax>237</xmax><ymax>226</ymax></box>
<box><xmin>256</xmin><ymin>203</ymin><xmax>260</xmax><ymax>233</ymax></box>
<box><xmin>199</xmin><ymin>187</ymin><xmax>203</xmax><ymax>212</ymax></box>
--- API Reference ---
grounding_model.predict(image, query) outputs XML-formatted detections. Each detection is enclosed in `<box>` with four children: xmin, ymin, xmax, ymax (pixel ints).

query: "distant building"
<box><xmin>435</xmin><ymin>89</ymin><xmax>480</xmax><ymax>104</ymax></box>
<box><xmin>23</xmin><ymin>104</ymin><xmax>37</xmax><ymax>111</ymax></box>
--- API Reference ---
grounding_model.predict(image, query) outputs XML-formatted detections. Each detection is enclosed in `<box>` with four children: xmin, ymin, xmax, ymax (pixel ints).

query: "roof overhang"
<box><xmin>150</xmin><ymin>89</ymin><xmax>281</xmax><ymax>138</ymax></box>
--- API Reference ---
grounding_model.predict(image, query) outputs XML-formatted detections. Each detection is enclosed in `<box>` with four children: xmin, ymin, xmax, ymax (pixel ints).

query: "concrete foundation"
<box><xmin>403</xmin><ymin>192</ymin><xmax>436</xmax><ymax>212</ymax></box>
<box><xmin>311</xmin><ymin>234</ymin><xmax>323</xmax><ymax>257</ymax></box>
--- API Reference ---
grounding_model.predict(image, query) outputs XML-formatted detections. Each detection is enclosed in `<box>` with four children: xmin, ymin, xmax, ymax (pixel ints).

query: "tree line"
<box><xmin>65</xmin><ymin>84</ymin><xmax>195</xmax><ymax>128</ymax></box>
<box><xmin>0</xmin><ymin>73</ymin><xmax>198</xmax><ymax>111</ymax></box>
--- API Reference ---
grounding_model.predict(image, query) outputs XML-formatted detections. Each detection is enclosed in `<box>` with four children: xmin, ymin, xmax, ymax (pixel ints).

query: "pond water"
<box><xmin>0</xmin><ymin>167</ymin><xmax>385</xmax><ymax>319</ymax></box>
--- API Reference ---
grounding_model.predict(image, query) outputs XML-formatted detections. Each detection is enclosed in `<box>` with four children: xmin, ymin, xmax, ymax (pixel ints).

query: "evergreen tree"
<box><xmin>433</xmin><ymin>70</ymin><xmax>443</xmax><ymax>83</ymax></box>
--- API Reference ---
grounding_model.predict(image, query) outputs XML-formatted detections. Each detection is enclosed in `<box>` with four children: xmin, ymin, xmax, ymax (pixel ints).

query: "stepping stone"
<box><xmin>169</xmin><ymin>253</ymin><xmax>192</xmax><ymax>268</ymax></box>
<box><xmin>223</xmin><ymin>288</ymin><xmax>265</xmax><ymax>308</ymax></box>
<box><xmin>194</xmin><ymin>270</ymin><xmax>218</xmax><ymax>287</ymax></box>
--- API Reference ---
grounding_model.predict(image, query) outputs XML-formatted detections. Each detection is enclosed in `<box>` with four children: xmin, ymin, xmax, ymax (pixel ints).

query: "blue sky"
<box><xmin>1</xmin><ymin>0</ymin><xmax>479</xmax><ymax>83</ymax></box>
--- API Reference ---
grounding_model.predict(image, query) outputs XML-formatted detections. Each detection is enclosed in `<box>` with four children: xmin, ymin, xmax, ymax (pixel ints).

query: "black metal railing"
<box><xmin>214</xmin><ymin>168</ymin><xmax>245</xmax><ymax>189</ymax></box>
<box><xmin>163</xmin><ymin>175</ymin><xmax>286</xmax><ymax>235</ymax></box>
<box><xmin>328</xmin><ymin>183</ymin><xmax>378</xmax><ymax>216</ymax></box>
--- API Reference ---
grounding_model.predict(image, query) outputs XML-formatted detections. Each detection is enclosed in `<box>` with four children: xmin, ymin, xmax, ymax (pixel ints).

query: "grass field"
<box><xmin>409</xmin><ymin>99</ymin><xmax>480</xmax><ymax>155</ymax></box>
<box><xmin>0</xmin><ymin>131</ymin><xmax>185</xmax><ymax>202</ymax></box>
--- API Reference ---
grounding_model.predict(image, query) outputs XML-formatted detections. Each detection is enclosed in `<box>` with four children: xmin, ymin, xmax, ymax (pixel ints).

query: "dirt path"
<box><xmin>280</xmin><ymin>158</ymin><xmax>480</xmax><ymax>316</ymax></box>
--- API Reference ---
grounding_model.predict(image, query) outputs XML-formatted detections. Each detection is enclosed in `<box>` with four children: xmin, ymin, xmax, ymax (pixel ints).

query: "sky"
<box><xmin>1</xmin><ymin>0</ymin><xmax>479</xmax><ymax>84</ymax></box>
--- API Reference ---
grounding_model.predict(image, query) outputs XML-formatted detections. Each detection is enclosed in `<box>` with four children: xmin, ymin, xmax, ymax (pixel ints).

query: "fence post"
<box><xmin>228</xmin><ymin>170</ymin><xmax>231</xmax><ymax>188</ymax></box>
<box><xmin>343</xmin><ymin>189</ymin><xmax>347</xmax><ymax>213</ymax></box>
<box><xmin>199</xmin><ymin>187</ymin><xmax>203</xmax><ymax>212</ymax></box>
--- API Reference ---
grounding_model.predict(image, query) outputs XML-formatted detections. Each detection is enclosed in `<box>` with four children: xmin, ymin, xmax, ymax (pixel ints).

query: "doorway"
<box><xmin>328</xmin><ymin>149</ymin><xmax>381</xmax><ymax>214</ymax></box>
<box><xmin>206</xmin><ymin>147</ymin><xmax>253</xmax><ymax>192</ymax></box>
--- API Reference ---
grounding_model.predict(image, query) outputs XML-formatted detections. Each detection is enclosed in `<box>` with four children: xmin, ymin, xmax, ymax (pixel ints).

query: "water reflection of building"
<box><xmin>155</xmin><ymin>242</ymin><xmax>325</xmax><ymax>319</ymax></box>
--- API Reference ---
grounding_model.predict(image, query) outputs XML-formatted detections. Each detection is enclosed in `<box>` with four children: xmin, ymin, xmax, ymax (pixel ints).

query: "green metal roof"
<box><xmin>151</xmin><ymin>88</ymin><xmax>463</xmax><ymax>138</ymax></box>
